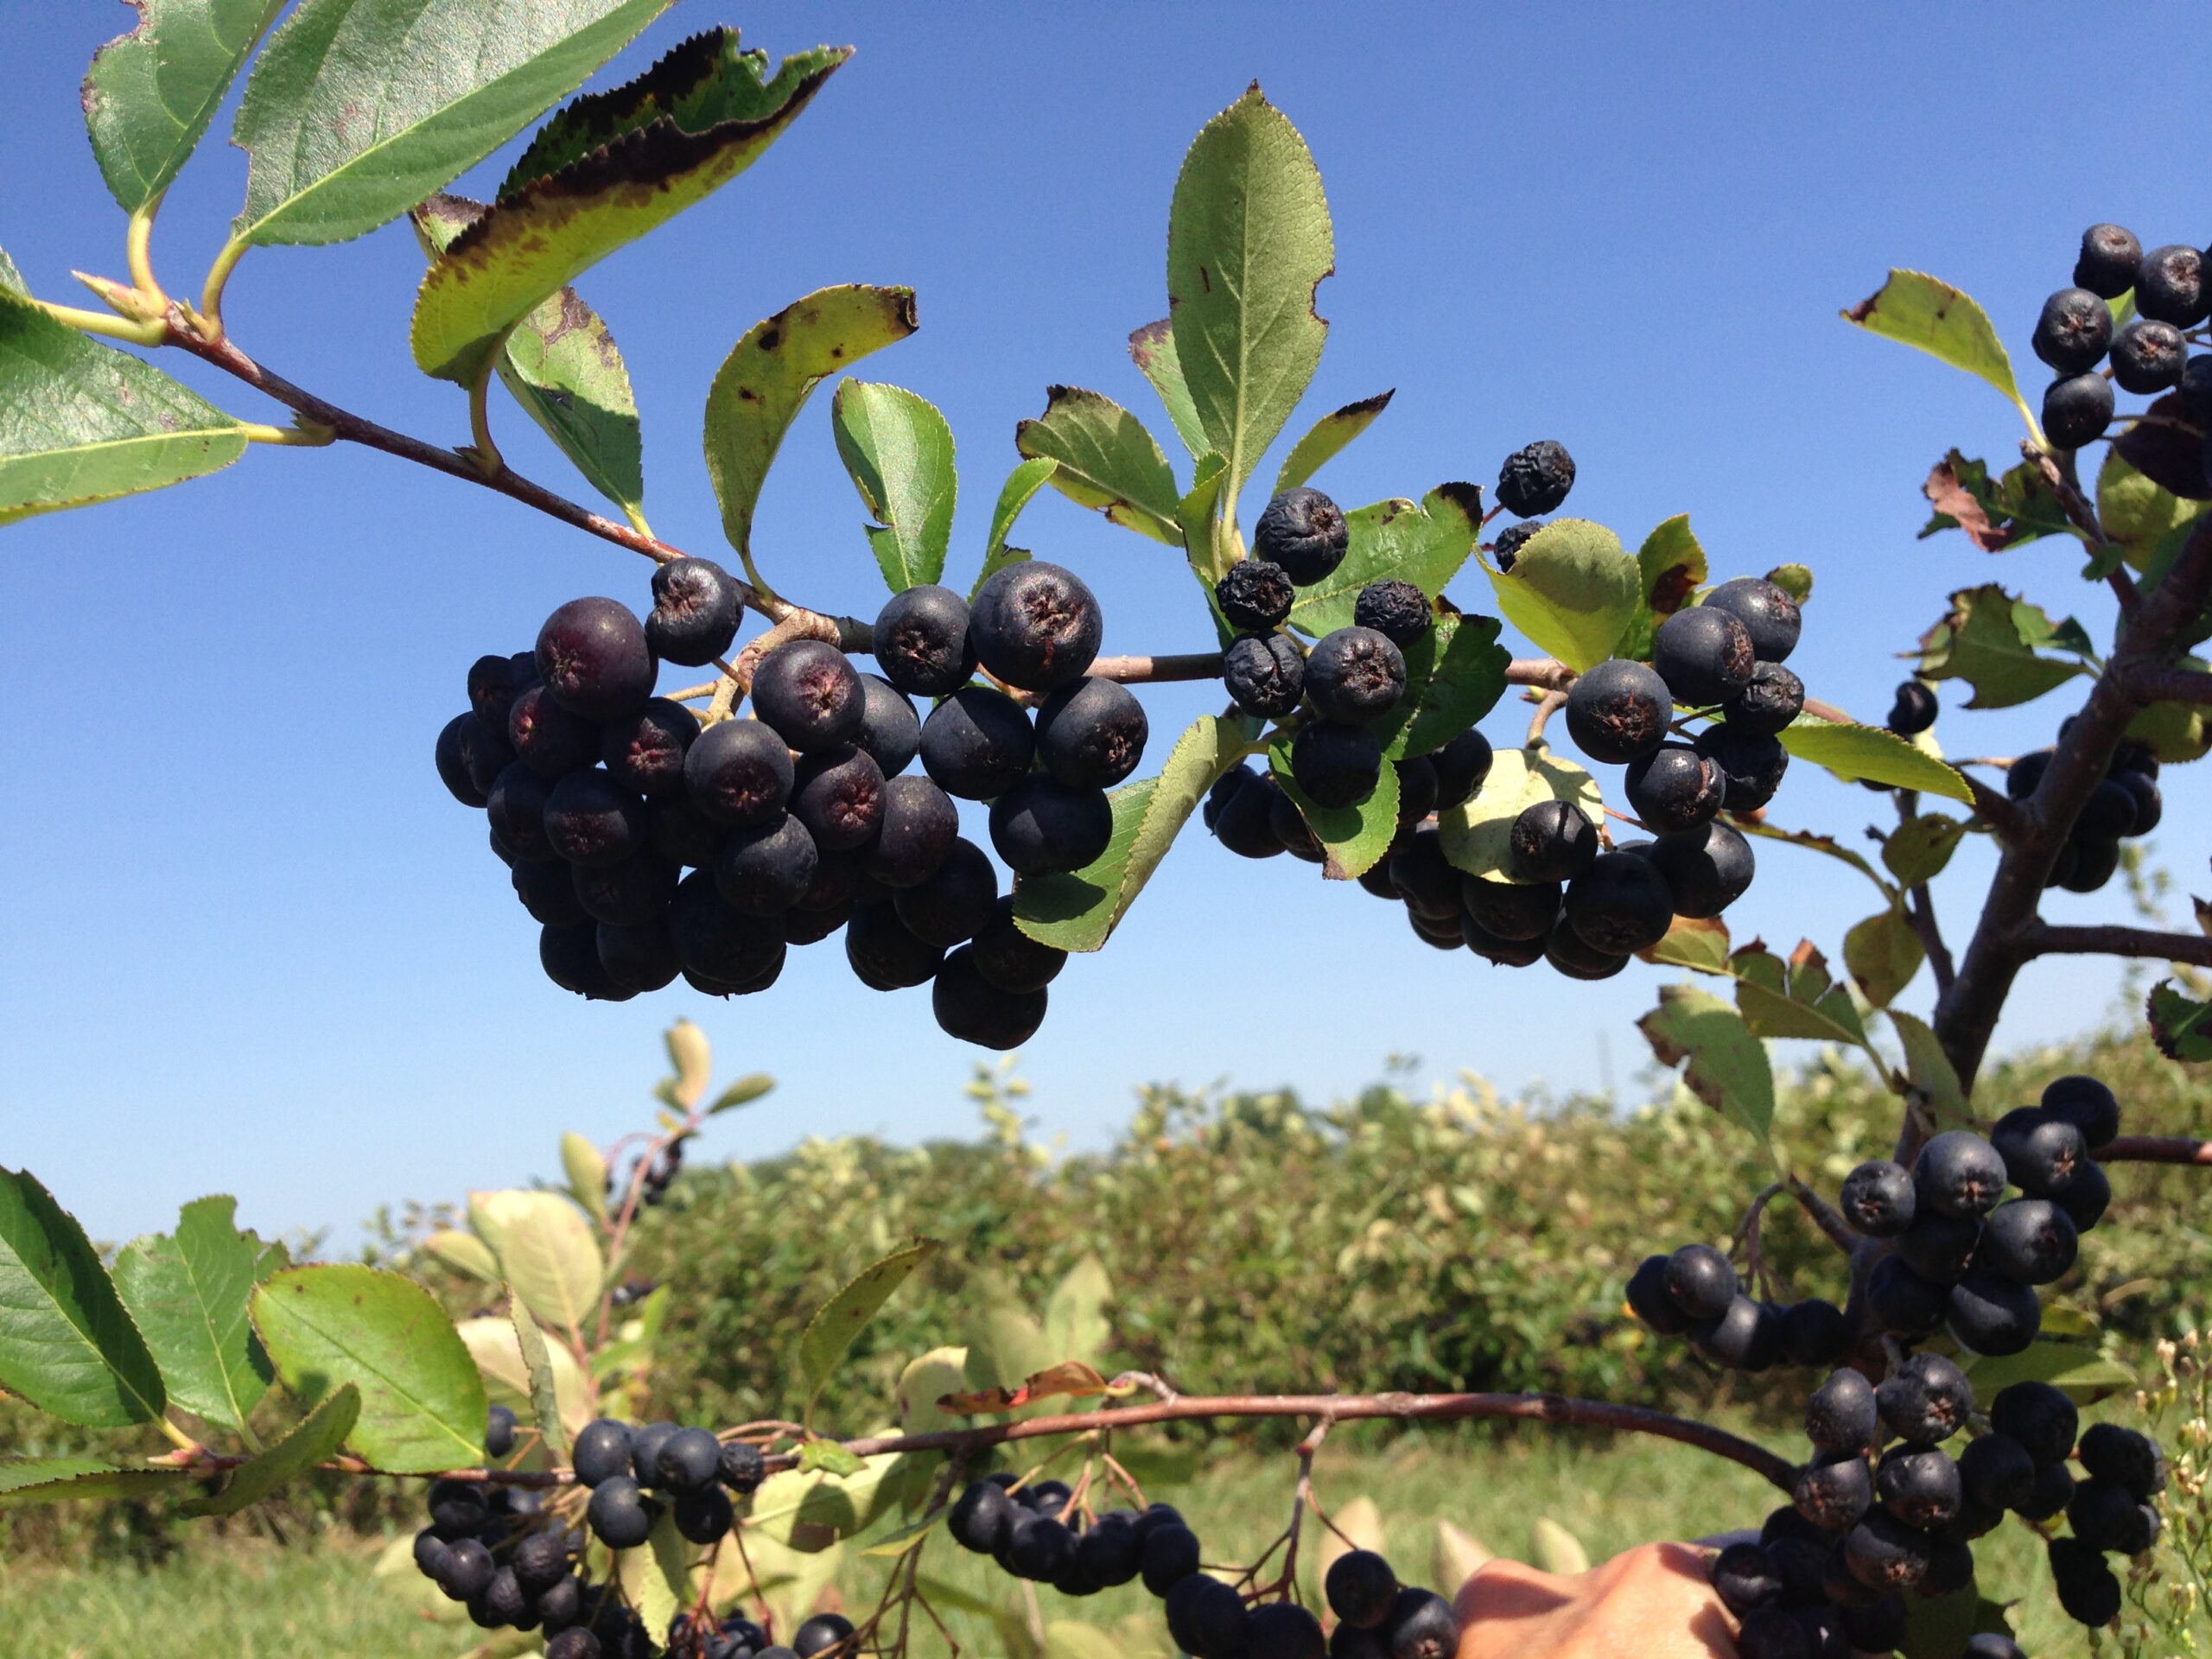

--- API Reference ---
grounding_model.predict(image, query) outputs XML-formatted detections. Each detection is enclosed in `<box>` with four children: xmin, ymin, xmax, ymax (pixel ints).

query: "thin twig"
<box><xmin>2018</xmin><ymin>922</ymin><xmax>2212</xmax><ymax>968</ymax></box>
<box><xmin>1788</xmin><ymin>1175</ymin><xmax>1860</xmax><ymax>1256</ymax></box>
<box><xmin>2101</xmin><ymin>1136</ymin><xmax>2212</xmax><ymax>1166</ymax></box>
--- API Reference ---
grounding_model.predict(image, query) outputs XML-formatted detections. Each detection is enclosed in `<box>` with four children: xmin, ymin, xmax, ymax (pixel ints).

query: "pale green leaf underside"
<box><xmin>184</xmin><ymin>1382</ymin><xmax>359</xmax><ymax>1516</ymax></box>
<box><xmin>703</xmin><ymin>284</ymin><xmax>918</xmax><ymax>560</ymax></box>
<box><xmin>83</xmin><ymin>0</ymin><xmax>286</xmax><ymax>214</ymax></box>
<box><xmin>1483</xmin><ymin>518</ymin><xmax>1638</xmax><ymax>671</ymax></box>
<box><xmin>1436</xmin><ymin>747</ymin><xmax>1601</xmax><ymax>884</ymax></box>
<box><xmin>111</xmin><ymin>1195</ymin><xmax>283</xmax><ymax>1433</ymax></box>
<box><xmin>1287</xmin><ymin>484</ymin><xmax>1484</xmax><ymax>636</ymax></box>
<box><xmin>617</xmin><ymin>1508</ymin><xmax>688</xmax><ymax>1636</ymax></box>
<box><xmin>232</xmin><ymin>0</ymin><xmax>671</xmax><ymax>246</ymax></box>
<box><xmin>1889</xmin><ymin>1009</ymin><xmax>1971</xmax><ymax>1129</ymax></box>
<box><xmin>0</xmin><ymin>1168</ymin><xmax>165</xmax><ymax>1428</ymax></box>
<box><xmin>455</xmin><ymin>1314</ymin><xmax>592</xmax><ymax>1436</ymax></box>
<box><xmin>1014</xmin><ymin>714</ymin><xmax>1257</xmax><ymax>951</ymax></box>
<box><xmin>250</xmin><ymin>1264</ymin><xmax>487</xmax><ymax>1473</ymax></box>
<box><xmin>1274</xmin><ymin>390</ymin><xmax>1391</xmax><ymax>495</ymax></box>
<box><xmin>1014</xmin><ymin>385</ymin><xmax>1181</xmax><ymax>544</ymax></box>
<box><xmin>559</xmin><ymin>1131</ymin><xmax>609</xmax><ymax>1227</ymax></box>
<box><xmin>466</xmin><ymin>1190</ymin><xmax>603</xmax><ymax>1338</ymax></box>
<box><xmin>0</xmin><ymin>295</ymin><xmax>246</xmax><ymax>524</ymax></box>
<box><xmin>1166</xmin><ymin>85</ymin><xmax>1333</xmax><ymax>498</ymax></box>
<box><xmin>410</xmin><ymin>39</ymin><xmax>848</xmax><ymax>384</ymax></box>
<box><xmin>833</xmin><ymin>380</ymin><xmax>957</xmax><ymax>593</ymax></box>
<box><xmin>1777</xmin><ymin>719</ymin><xmax>1975</xmax><ymax>803</ymax></box>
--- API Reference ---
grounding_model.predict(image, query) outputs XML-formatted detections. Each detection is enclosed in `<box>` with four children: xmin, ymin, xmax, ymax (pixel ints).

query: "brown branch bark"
<box><xmin>2101</xmin><ymin>1135</ymin><xmax>2212</xmax><ymax>1166</ymax></box>
<box><xmin>2129</xmin><ymin>666</ymin><xmax>2212</xmax><ymax>705</ymax></box>
<box><xmin>2021</xmin><ymin>923</ymin><xmax>2212</xmax><ymax>967</ymax></box>
<box><xmin>1928</xmin><ymin>512</ymin><xmax>2212</xmax><ymax>1111</ymax></box>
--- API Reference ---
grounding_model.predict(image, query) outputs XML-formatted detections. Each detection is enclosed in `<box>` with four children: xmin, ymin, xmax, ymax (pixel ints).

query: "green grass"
<box><xmin>0</xmin><ymin>1426</ymin><xmax>2097</xmax><ymax>1657</ymax></box>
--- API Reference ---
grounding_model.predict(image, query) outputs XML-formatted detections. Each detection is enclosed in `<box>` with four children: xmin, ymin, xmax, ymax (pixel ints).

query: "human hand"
<box><xmin>1452</xmin><ymin>1541</ymin><xmax>1737</xmax><ymax>1659</ymax></box>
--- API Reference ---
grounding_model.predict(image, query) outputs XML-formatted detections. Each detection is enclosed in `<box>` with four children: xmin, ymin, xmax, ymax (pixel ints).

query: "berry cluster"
<box><xmin>944</xmin><ymin>1476</ymin><xmax>1461</xmax><ymax>1659</ymax></box>
<box><xmin>435</xmin><ymin>556</ymin><xmax>1138</xmax><ymax>1046</ymax></box>
<box><xmin>1627</xmin><ymin>1073</ymin><xmax>2162</xmax><ymax>1653</ymax></box>
<box><xmin>2006</xmin><ymin>734</ymin><xmax>2162</xmax><ymax>896</ymax></box>
<box><xmin>570</xmin><ymin>1415</ymin><xmax>766</xmax><ymax>1554</ymax></box>
<box><xmin>2031</xmin><ymin>224</ymin><xmax>2212</xmax><ymax>454</ymax></box>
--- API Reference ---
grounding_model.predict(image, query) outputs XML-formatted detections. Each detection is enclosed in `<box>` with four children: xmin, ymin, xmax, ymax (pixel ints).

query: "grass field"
<box><xmin>0</xmin><ymin>1423</ymin><xmax>2097</xmax><ymax>1658</ymax></box>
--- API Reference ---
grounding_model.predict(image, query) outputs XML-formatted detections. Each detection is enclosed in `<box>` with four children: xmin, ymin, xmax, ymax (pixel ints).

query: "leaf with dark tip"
<box><xmin>183</xmin><ymin>1382</ymin><xmax>359</xmax><ymax>1516</ymax></box>
<box><xmin>1127</xmin><ymin>320</ymin><xmax>1205</xmax><ymax>457</ymax></box>
<box><xmin>411</xmin><ymin>35</ymin><xmax>849</xmax><ymax>385</ymax></box>
<box><xmin>232</xmin><ymin>0</ymin><xmax>672</xmax><ymax>246</ymax></box>
<box><xmin>1274</xmin><ymin>391</ymin><xmax>1392</xmax><ymax>495</ymax></box>
<box><xmin>411</xmin><ymin>194</ymin><xmax>641</xmax><ymax>512</ymax></box>
<box><xmin>0</xmin><ymin>286</ymin><xmax>248</xmax><ymax>524</ymax></box>
<box><xmin>112</xmin><ymin>1195</ymin><xmax>287</xmax><ymax>1434</ymax></box>
<box><xmin>1167</xmin><ymin>86</ymin><xmax>1333</xmax><ymax>499</ymax></box>
<box><xmin>0</xmin><ymin>1168</ymin><xmax>165</xmax><ymax>1427</ymax></box>
<box><xmin>82</xmin><ymin>0</ymin><xmax>286</xmax><ymax>215</ymax></box>
<box><xmin>1014</xmin><ymin>385</ymin><xmax>1181</xmax><ymax>544</ymax></box>
<box><xmin>1288</xmin><ymin>484</ymin><xmax>1484</xmax><ymax>637</ymax></box>
<box><xmin>702</xmin><ymin>284</ymin><xmax>919</xmax><ymax>563</ymax></box>
<box><xmin>1841</xmin><ymin>270</ymin><xmax>2026</xmax><ymax>421</ymax></box>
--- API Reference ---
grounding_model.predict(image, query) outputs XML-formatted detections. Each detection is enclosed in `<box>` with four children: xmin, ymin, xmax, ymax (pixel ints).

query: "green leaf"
<box><xmin>1618</xmin><ymin>514</ymin><xmax>1707</xmax><ymax>661</ymax></box>
<box><xmin>455</xmin><ymin>1315</ymin><xmax>591</xmax><ymax>1438</ymax></box>
<box><xmin>411</xmin><ymin>194</ymin><xmax>641</xmax><ymax>512</ymax></box>
<box><xmin>2147</xmin><ymin>979</ymin><xmax>2212</xmax><ymax>1063</ymax></box>
<box><xmin>798</xmin><ymin>1439</ymin><xmax>866</xmax><ymax>1477</ymax></box>
<box><xmin>1177</xmin><ymin>451</ymin><xmax>1232</xmax><ymax>591</ymax></box>
<box><xmin>0</xmin><ymin>291</ymin><xmax>248</xmax><ymax>524</ymax></box>
<box><xmin>1901</xmin><ymin>1580</ymin><xmax>1985</xmax><ymax>1659</ymax></box>
<box><xmin>1777</xmin><ymin>719</ymin><xmax>1974</xmax><ymax>803</ymax></box>
<box><xmin>1268</xmin><ymin>736</ymin><xmax>1401</xmax><ymax>880</ymax></box>
<box><xmin>1274</xmin><ymin>391</ymin><xmax>1392</xmax><ymax>495</ymax></box>
<box><xmin>1843</xmin><ymin>907</ymin><xmax>1924</xmax><ymax>1009</ymax></box>
<box><xmin>467</xmin><ymin>1191</ymin><xmax>603</xmax><ymax>1339</ymax></box>
<box><xmin>1842</xmin><ymin>270</ymin><xmax>2026</xmax><ymax>420</ymax></box>
<box><xmin>1436</xmin><ymin>746</ymin><xmax>1602</xmax><ymax>883</ymax></box>
<box><xmin>82</xmin><ymin>0</ymin><xmax>286</xmax><ymax>215</ymax></box>
<box><xmin>615</xmin><ymin>1507</ymin><xmax>689</xmax><ymax>1634</ymax></box>
<box><xmin>410</xmin><ymin>34</ymin><xmax>849</xmax><ymax>384</ymax></box>
<box><xmin>0</xmin><ymin>1459</ymin><xmax>185</xmax><ymax>1507</ymax></box>
<box><xmin>1916</xmin><ymin>583</ymin><xmax>2094</xmax><ymax>709</ymax></box>
<box><xmin>833</xmin><ymin>381</ymin><xmax>957</xmax><ymax>592</ymax></box>
<box><xmin>1919</xmin><ymin>450</ymin><xmax>2068</xmax><ymax>552</ymax></box>
<box><xmin>232</xmin><ymin>0</ymin><xmax>671</xmax><ymax>246</ymax></box>
<box><xmin>973</xmin><ymin>456</ymin><xmax>1057</xmax><ymax>598</ymax></box>
<box><xmin>111</xmin><ymin>1195</ymin><xmax>283</xmax><ymax>1434</ymax></box>
<box><xmin>1882</xmin><ymin>814</ymin><xmax>1967</xmax><ymax>886</ymax></box>
<box><xmin>1482</xmin><ymin>518</ymin><xmax>1639</xmax><ymax>671</ymax></box>
<box><xmin>1287</xmin><ymin>485</ymin><xmax>1485</xmax><ymax>637</ymax></box>
<box><xmin>250</xmin><ymin>1264</ymin><xmax>486</xmax><ymax>1473</ymax></box>
<box><xmin>1127</xmin><ymin>319</ymin><xmax>1206</xmax><ymax>457</ymax></box>
<box><xmin>507</xmin><ymin>1297</ymin><xmax>568</xmax><ymax>1463</ymax></box>
<box><xmin>2098</xmin><ymin>447</ymin><xmax>2205</xmax><ymax>571</ymax></box>
<box><xmin>1375</xmin><ymin>613</ymin><xmax>1510</xmax><ymax>760</ymax></box>
<box><xmin>1889</xmin><ymin>1010</ymin><xmax>1972</xmax><ymax>1129</ymax></box>
<box><xmin>559</xmin><ymin>1133</ymin><xmax>608</xmax><ymax>1227</ymax></box>
<box><xmin>1637</xmin><ymin>986</ymin><xmax>1776</xmax><ymax>1149</ymax></box>
<box><xmin>747</xmin><ymin>1449</ymin><xmax>907</xmax><ymax>1553</ymax></box>
<box><xmin>1765</xmin><ymin>563</ymin><xmax>1813</xmax><ymax>604</ymax></box>
<box><xmin>0</xmin><ymin>1168</ymin><xmax>164</xmax><ymax>1427</ymax></box>
<box><xmin>422</xmin><ymin>1229</ymin><xmax>501</xmax><ymax>1283</ymax></box>
<box><xmin>1643</xmin><ymin>915</ymin><xmax>1732</xmax><ymax>975</ymax></box>
<box><xmin>2126</xmin><ymin>688</ymin><xmax>2212</xmax><ymax>765</ymax></box>
<box><xmin>702</xmin><ymin>285</ymin><xmax>919</xmax><ymax>567</ymax></box>
<box><xmin>1014</xmin><ymin>385</ymin><xmax>1181</xmax><ymax>544</ymax></box>
<box><xmin>184</xmin><ymin>1382</ymin><xmax>359</xmax><ymax>1517</ymax></box>
<box><xmin>1042</xmin><ymin>1256</ymin><xmax>1113</xmax><ymax>1366</ymax></box>
<box><xmin>1014</xmin><ymin>714</ymin><xmax>1257</xmax><ymax>951</ymax></box>
<box><xmin>1043</xmin><ymin>1623</ymin><xmax>1128</xmax><ymax>1659</ymax></box>
<box><xmin>708</xmin><ymin>1072</ymin><xmax>774</xmax><ymax>1115</ymax></box>
<box><xmin>797</xmin><ymin>1238</ymin><xmax>939</xmax><ymax>1421</ymax></box>
<box><xmin>1166</xmin><ymin>85</ymin><xmax>1332</xmax><ymax>499</ymax></box>
<box><xmin>1959</xmin><ymin>1341</ymin><xmax>2134</xmax><ymax>1403</ymax></box>
<box><xmin>1729</xmin><ymin>945</ymin><xmax>1867</xmax><ymax>1048</ymax></box>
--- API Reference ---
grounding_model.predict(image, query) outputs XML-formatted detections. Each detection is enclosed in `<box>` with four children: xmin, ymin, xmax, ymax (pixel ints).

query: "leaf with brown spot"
<box><xmin>411</xmin><ymin>34</ymin><xmax>848</xmax><ymax>385</ymax></box>
<box><xmin>937</xmin><ymin>1360</ymin><xmax>1127</xmax><ymax>1415</ymax></box>
<box><xmin>1128</xmin><ymin>320</ymin><xmax>1206</xmax><ymax>457</ymax></box>
<box><xmin>1919</xmin><ymin>449</ymin><xmax>2069</xmax><ymax>551</ymax></box>
<box><xmin>412</xmin><ymin>194</ymin><xmax>640</xmax><ymax>512</ymax></box>
<box><xmin>795</xmin><ymin>1238</ymin><xmax>938</xmax><ymax>1424</ymax></box>
<box><xmin>1274</xmin><ymin>390</ymin><xmax>1393</xmax><ymax>495</ymax></box>
<box><xmin>1014</xmin><ymin>385</ymin><xmax>1181</xmax><ymax>544</ymax></box>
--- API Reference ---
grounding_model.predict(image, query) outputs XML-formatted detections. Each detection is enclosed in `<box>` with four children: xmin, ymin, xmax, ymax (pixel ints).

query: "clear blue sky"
<box><xmin>3</xmin><ymin>3</ymin><xmax>2203</xmax><ymax>1248</ymax></box>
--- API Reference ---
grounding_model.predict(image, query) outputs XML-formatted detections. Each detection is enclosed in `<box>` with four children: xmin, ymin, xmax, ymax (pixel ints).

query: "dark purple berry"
<box><xmin>1290</xmin><ymin>721</ymin><xmax>1382</xmax><ymax>808</ymax></box>
<box><xmin>2113</xmin><ymin>319</ymin><xmax>2187</xmax><ymax>394</ymax></box>
<box><xmin>1565</xmin><ymin>658</ymin><xmax>1671</xmax><ymax>764</ymax></box>
<box><xmin>2032</xmin><ymin>287</ymin><xmax>2113</xmax><ymax>374</ymax></box>
<box><xmin>2136</xmin><ymin>244</ymin><xmax>2206</xmax><ymax>327</ymax></box>
<box><xmin>537</xmin><ymin>598</ymin><xmax>654</xmax><ymax>722</ymax></box>
<box><xmin>873</xmin><ymin>584</ymin><xmax>976</xmax><ymax>697</ymax></box>
<box><xmin>892</xmin><ymin>837</ymin><xmax>996</xmax><ymax>949</ymax></box>
<box><xmin>1254</xmin><ymin>487</ymin><xmax>1349</xmax><ymax>585</ymax></box>
<box><xmin>1914</xmin><ymin>1130</ymin><xmax>2008</xmax><ymax>1218</ymax></box>
<box><xmin>1353</xmin><ymin>579</ymin><xmax>1432</xmax><ymax>645</ymax></box>
<box><xmin>2043</xmin><ymin>372</ymin><xmax>2114</xmax><ymax>448</ymax></box>
<box><xmin>918</xmin><ymin>685</ymin><xmax>1034</xmax><ymax>799</ymax></box>
<box><xmin>1694</xmin><ymin>722</ymin><xmax>1788</xmax><ymax>810</ymax></box>
<box><xmin>1702</xmin><ymin>577</ymin><xmax>1802</xmax><ymax>664</ymax></box>
<box><xmin>2075</xmin><ymin>224</ymin><xmax>2141</xmax><ymax>298</ymax></box>
<box><xmin>969</xmin><ymin>896</ymin><xmax>1065</xmax><ymax>994</ymax></box>
<box><xmin>1306</xmin><ymin>626</ymin><xmax>1408</xmax><ymax>722</ymax></box>
<box><xmin>509</xmin><ymin>683</ymin><xmax>602</xmax><ymax>779</ymax></box>
<box><xmin>1563</xmin><ymin>851</ymin><xmax>1674</xmax><ymax>954</ymax></box>
<box><xmin>602</xmin><ymin>699</ymin><xmax>699</xmax><ymax>798</ymax></box>
<box><xmin>1223</xmin><ymin>631</ymin><xmax>1306</xmax><ymax>718</ymax></box>
<box><xmin>969</xmin><ymin>562</ymin><xmax>1101</xmax><ymax>692</ymax></box>
<box><xmin>683</xmin><ymin>721</ymin><xmax>793</xmax><ymax>828</ymax></box>
<box><xmin>714</xmin><ymin>814</ymin><xmax>817</xmax><ymax>916</ymax></box>
<box><xmin>853</xmin><ymin>673</ymin><xmax>918</xmax><ymax>778</ymax></box>
<box><xmin>1215</xmin><ymin>559</ymin><xmax>1295</xmax><ymax>631</ymax></box>
<box><xmin>861</xmin><ymin>775</ymin><xmax>959</xmax><ymax>888</ymax></box>
<box><xmin>933</xmin><ymin>945</ymin><xmax>1047</xmax><ymax>1048</ymax></box>
<box><xmin>544</xmin><ymin>769</ymin><xmax>647</xmax><ymax>868</ymax></box>
<box><xmin>2041</xmin><ymin>1074</ymin><xmax>2120</xmax><ymax>1149</ymax></box>
<box><xmin>1035</xmin><ymin>677</ymin><xmax>1147</xmax><ymax>788</ymax></box>
<box><xmin>645</xmin><ymin>558</ymin><xmax>742</xmax><ymax>666</ymax></box>
<box><xmin>1497</xmin><ymin>441</ymin><xmax>1574</xmax><ymax>517</ymax></box>
<box><xmin>1885</xmin><ymin>682</ymin><xmax>1937</xmax><ymax>736</ymax></box>
<box><xmin>752</xmin><ymin>639</ymin><xmax>863</xmax><ymax>753</ymax></box>
<box><xmin>1509</xmin><ymin>799</ymin><xmax>1599</xmax><ymax>881</ymax></box>
<box><xmin>1723</xmin><ymin>661</ymin><xmax>1804</xmax><ymax>739</ymax></box>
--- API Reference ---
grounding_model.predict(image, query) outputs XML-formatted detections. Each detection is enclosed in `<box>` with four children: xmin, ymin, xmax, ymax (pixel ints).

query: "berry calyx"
<box><xmin>1253</xmin><ymin>487</ymin><xmax>1349</xmax><ymax>585</ymax></box>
